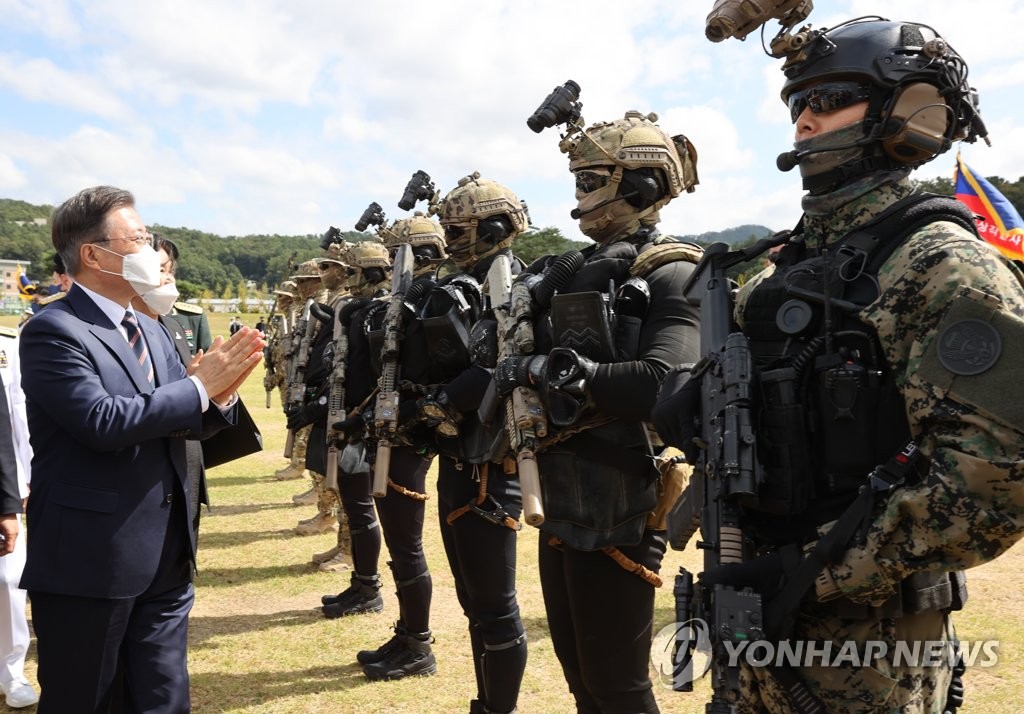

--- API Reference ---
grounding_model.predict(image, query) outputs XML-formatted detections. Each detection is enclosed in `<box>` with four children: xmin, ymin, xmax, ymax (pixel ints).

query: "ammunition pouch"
<box><xmin>826</xmin><ymin>570</ymin><xmax>967</xmax><ymax>620</ymax></box>
<box><xmin>614</xmin><ymin>276</ymin><xmax>649</xmax><ymax>361</ymax></box>
<box><xmin>419</xmin><ymin>284</ymin><xmax>474</xmax><ymax>375</ymax></box>
<box><xmin>364</xmin><ymin>301</ymin><xmax>388</xmax><ymax>374</ymax></box>
<box><xmin>550</xmin><ymin>291</ymin><xmax>615</xmax><ymax>363</ymax></box>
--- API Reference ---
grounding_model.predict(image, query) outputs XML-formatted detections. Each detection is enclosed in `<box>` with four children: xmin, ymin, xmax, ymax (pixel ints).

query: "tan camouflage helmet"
<box><xmin>290</xmin><ymin>259</ymin><xmax>322</xmax><ymax>280</ymax></box>
<box><xmin>343</xmin><ymin>240</ymin><xmax>391</xmax><ymax>296</ymax></box>
<box><xmin>383</xmin><ymin>212</ymin><xmax>447</xmax><ymax>255</ymax></box>
<box><xmin>319</xmin><ymin>240</ymin><xmax>349</xmax><ymax>267</ymax></box>
<box><xmin>562</xmin><ymin>110</ymin><xmax>698</xmax><ymax>199</ymax></box>
<box><xmin>273</xmin><ymin>279</ymin><xmax>298</xmax><ymax>298</ymax></box>
<box><xmin>433</xmin><ymin>172</ymin><xmax>529</xmax><ymax>267</ymax></box>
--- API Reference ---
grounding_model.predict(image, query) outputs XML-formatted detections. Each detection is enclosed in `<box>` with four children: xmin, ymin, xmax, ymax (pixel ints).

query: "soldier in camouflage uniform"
<box><xmin>655</xmin><ymin>17</ymin><xmax>1024</xmax><ymax>713</ymax></box>
<box><xmin>308</xmin><ymin>242</ymin><xmax>354</xmax><ymax>572</ymax></box>
<box><xmin>273</xmin><ymin>279</ymin><xmax>311</xmax><ymax>482</ymax></box>
<box><xmin>288</xmin><ymin>260</ymin><xmax>340</xmax><ymax>536</ymax></box>
<box><xmin>264</xmin><ymin>282</ymin><xmax>294</xmax><ymax>408</ymax></box>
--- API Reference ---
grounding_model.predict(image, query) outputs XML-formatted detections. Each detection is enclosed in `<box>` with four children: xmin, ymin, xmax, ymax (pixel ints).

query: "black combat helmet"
<box><xmin>781</xmin><ymin>17</ymin><xmax>987</xmax><ymax>169</ymax></box>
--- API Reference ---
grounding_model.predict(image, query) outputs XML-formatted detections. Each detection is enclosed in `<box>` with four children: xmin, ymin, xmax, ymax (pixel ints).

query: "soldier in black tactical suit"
<box><xmin>654</xmin><ymin>17</ymin><xmax>1024</xmax><ymax>713</ymax></box>
<box><xmin>315</xmin><ymin>241</ymin><xmax>392</xmax><ymax>626</ymax></box>
<box><xmin>345</xmin><ymin>215</ymin><xmax>447</xmax><ymax>681</ymax></box>
<box><xmin>410</xmin><ymin>174</ymin><xmax>532</xmax><ymax>714</ymax></box>
<box><xmin>504</xmin><ymin>109</ymin><xmax>701</xmax><ymax>713</ymax></box>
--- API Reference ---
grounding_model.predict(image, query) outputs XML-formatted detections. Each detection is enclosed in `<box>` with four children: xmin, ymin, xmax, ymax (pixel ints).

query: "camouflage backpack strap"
<box><xmin>842</xmin><ymin>193</ymin><xmax>981</xmax><ymax>274</ymax></box>
<box><xmin>629</xmin><ymin>239</ymin><xmax>704</xmax><ymax>278</ymax></box>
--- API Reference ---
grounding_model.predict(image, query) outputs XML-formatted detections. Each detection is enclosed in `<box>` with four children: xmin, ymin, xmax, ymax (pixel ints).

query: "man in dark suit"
<box><xmin>18</xmin><ymin>185</ymin><xmax>265</xmax><ymax>713</ymax></box>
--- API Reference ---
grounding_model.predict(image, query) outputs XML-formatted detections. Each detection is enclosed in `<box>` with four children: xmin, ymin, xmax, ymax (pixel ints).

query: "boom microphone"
<box><xmin>775</xmin><ymin>135</ymin><xmax>875</xmax><ymax>173</ymax></box>
<box><xmin>776</xmin><ymin>150</ymin><xmax>801</xmax><ymax>172</ymax></box>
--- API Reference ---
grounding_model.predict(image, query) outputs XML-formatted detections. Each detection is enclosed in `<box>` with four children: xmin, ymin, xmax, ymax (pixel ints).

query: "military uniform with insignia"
<box><xmin>654</xmin><ymin>18</ymin><xmax>1024</xmax><ymax>713</ymax></box>
<box><xmin>164</xmin><ymin>301</ymin><xmax>211</xmax><ymax>357</ymax></box>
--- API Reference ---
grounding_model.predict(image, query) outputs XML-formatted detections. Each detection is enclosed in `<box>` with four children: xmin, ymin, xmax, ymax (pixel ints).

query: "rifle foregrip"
<box><xmin>284</xmin><ymin>429</ymin><xmax>295</xmax><ymax>459</ymax></box>
<box><xmin>372</xmin><ymin>441</ymin><xmax>392</xmax><ymax>497</ymax></box>
<box><xmin>266</xmin><ymin>391</ymin><xmax>272</xmax><ymax>409</ymax></box>
<box><xmin>517</xmin><ymin>451</ymin><xmax>545</xmax><ymax>526</ymax></box>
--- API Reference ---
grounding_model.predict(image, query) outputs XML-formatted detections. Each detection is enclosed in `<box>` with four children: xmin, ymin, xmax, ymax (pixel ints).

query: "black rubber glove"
<box><xmin>652</xmin><ymin>365</ymin><xmax>701</xmax><ymax>463</ymax></box>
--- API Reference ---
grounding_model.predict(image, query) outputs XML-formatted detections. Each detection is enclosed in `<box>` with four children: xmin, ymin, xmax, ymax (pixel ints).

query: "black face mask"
<box><xmin>412</xmin><ymin>245</ymin><xmax>441</xmax><ymax>266</ymax></box>
<box><xmin>362</xmin><ymin>267</ymin><xmax>385</xmax><ymax>284</ymax></box>
<box><xmin>475</xmin><ymin>216</ymin><xmax>512</xmax><ymax>247</ymax></box>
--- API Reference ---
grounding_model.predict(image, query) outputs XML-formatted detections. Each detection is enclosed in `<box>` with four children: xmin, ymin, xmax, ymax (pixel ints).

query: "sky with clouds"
<box><xmin>1</xmin><ymin>0</ymin><xmax>1023</xmax><ymax>242</ymax></box>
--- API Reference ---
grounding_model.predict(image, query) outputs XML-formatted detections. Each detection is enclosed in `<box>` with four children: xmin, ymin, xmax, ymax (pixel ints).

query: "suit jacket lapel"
<box><xmin>140</xmin><ymin>316</ymin><xmax>175</xmax><ymax>387</ymax></box>
<box><xmin>66</xmin><ymin>286</ymin><xmax>154</xmax><ymax>394</ymax></box>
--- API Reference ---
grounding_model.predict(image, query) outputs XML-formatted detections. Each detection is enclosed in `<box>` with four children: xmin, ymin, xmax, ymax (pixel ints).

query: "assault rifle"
<box><xmin>263</xmin><ymin>296</ymin><xmax>282</xmax><ymax>408</ymax></box>
<box><xmin>371</xmin><ymin>243</ymin><xmax>414</xmax><ymax>498</ymax></box>
<box><xmin>666</xmin><ymin>241</ymin><xmax>767</xmax><ymax>708</ymax></box>
<box><xmin>283</xmin><ymin>299</ymin><xmax>315</xmax><ymax>459</ymax></box>
<box><xmin>489</xmin><ymin>254</ymin><xmax>546</xmax><ymax>526</ymax></box>
<box><xmin>324</xmin><ymin>299</ymin><xmax>349</xmax><ymax>492</ymax></box>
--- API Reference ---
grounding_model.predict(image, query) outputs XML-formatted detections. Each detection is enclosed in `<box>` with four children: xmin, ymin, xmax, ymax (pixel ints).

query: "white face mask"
<box><xmin>140</xmin><ymin>282</ymin><xmax>180</xmax><ymax>316</ymax></box>
<box><xmin>96</xmin><ymin>243</ymin><xmax>163</xmax><ymax>296</ymax></box>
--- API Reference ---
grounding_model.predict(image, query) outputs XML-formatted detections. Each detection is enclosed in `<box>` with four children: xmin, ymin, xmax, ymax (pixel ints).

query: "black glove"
<box><xmin>286</xmin><ymin>398</ymin><xmax>326</xmax><ymax>431</ymax></box>
<box><xmin>398</xmin><ymin>399</ymin><xmax>420</xmax><ymax>428</ymax></box>
<box><xmin>441</xmin><ymin>365</ymin><xmax>492</xmax><ymax>413</ymax></box>
<box><xmin>701</xmin><ymin>548</ymin><xmax>796</xmax><ymax>600</ymax></box>
<box><xmin>494</xmin><ymin>355</ymin><xmax>547</xmax><ymax>397</ymax></box>
<box><xmin>544</xmin><ymin>347</ymin><xmax>596</xmax><ymax>427</ymax></box>
<box><xmin>652</xmin><ymin>365</ymin><xmax>701</xmax><ymax>463</ymax></box>
<box><xmin>332</xmin><ymin>411</ymin><xmax>366</xmax><ymax>438</ymax></box>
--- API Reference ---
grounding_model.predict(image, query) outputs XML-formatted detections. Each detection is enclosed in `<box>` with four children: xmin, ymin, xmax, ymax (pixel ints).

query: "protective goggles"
<box><xmin>787</xmin><ymin>81</ymin><xmax>871</xmax><ymax>123</ymax></box>
<box><xmin>574</xmin><ymin>169</ymin><xmax>613</xmax><ymax>194</ymax></box>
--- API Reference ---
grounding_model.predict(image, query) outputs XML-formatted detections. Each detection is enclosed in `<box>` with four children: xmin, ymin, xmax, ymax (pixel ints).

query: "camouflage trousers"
<box><xmin>310</xmin><ymin>472</ymin><xmax>351</xmax><ymax>554</ymax></box>
<box><xmin>289</xmin><ymin>423</ymin><xmax>310</xmax><ymax>470</ymax></box>
<box><xmin>735</xmin><ymin>606</ymin><xmax>953</xmax><ymax>713</ymax></box>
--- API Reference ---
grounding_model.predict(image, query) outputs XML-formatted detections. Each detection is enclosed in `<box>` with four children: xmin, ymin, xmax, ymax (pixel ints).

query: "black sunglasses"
<box><xmin>787</xmin><ymin>81</ymin><xmax>871</xmax><ymax>123</ymax></box>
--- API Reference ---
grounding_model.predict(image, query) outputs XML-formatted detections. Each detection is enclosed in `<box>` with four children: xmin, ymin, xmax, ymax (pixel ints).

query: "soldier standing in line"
<box><xmin>509</xmin><ymin>99</ymin><xmax>702</xmax><ymax>712</ymax></box>
<box><xmin>654</xmin><ymin>16</ymin><xmax>1024</xmax><ymax>713</ymax></box>
<box><xmin>317</xmin><ymin>241</ymin><xmax>392</xmax><ymax>621</ymax></box>
<box><xmin>342</xmin><ymin>213</ymin><xmax>447</xmax><ymax>681</ymax></box>
<box><xmin>288</xmin><ymin>261</ymin><xmax>338</xmax><ymax>536</ymax></box>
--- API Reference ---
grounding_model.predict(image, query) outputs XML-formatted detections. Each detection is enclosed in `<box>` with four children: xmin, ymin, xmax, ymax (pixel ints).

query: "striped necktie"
<box><xmin>122</xmin><ymin>312</ymin><xmax>154</xmax><ymax>385</ymax></box>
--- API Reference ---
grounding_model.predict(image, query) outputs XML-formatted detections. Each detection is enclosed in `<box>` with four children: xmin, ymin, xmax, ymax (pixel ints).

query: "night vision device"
<box><xmin>398</xmin><ymin>170</ymin><xmax>436</xmax><ymax>211</ymax></box>
<box><xmin>355</xmin><ymin>202</ymin><xmax>386</xmax><ymax>232</ymax></box>
<box><xmin>319</xmin><ymin>225</ymin><xmax>341</xmax><ymax>250</ymax></box>
<box><xmin>705</xmin><ymin>0</ymin><xmax>814</xmax><ymax>57</ymax></box>
<box><xmin>527</xmin><ymin>80</ymin><xmax>582</xmax><ymax>133</ymax></box>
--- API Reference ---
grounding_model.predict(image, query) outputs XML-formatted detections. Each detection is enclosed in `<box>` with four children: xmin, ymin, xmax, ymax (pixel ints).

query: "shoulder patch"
<box><xmin>0</xmin><ymin>326</ymin><xmax>17</xmax><ymax>339</ymax></box>
<box><xmin>37</xmin><ymin>291</ymin><xmax>66</xmax><ymax>305</ymax></box>
<box><xmin>630</xmin><ymin>241</ymin><xmax>704</xmax><ymax>278</ymax></box>
<box><xmin>174</xmin><ymin>301</ymin><xmax>204</xmax><ymax>314</ymax></box>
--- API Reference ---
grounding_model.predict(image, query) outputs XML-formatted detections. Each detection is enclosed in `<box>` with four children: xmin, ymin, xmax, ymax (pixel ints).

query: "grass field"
<box><xmin>2</xmin><ymin>309</ymin><xmax>1023</xmax><ymax>712</ymax></box>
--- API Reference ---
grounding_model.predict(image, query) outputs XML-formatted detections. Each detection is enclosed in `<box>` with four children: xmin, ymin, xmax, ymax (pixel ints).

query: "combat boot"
<box><xmin>311</xmin><ymin>544</ymin><xmax>341</xmax><ymax>565</ymax></box>
<box><xmin>274</xmin><ymin>464</ymin><xmax>306</xmax><ymax>481</ymax></box>
<box><xmin>292</xmin><ymin>484</ymin><xmax>318</xmax><ymax>506</ymax></box>
<box><xmin>322</xmin><ymin>573</ymin><xmax>383</xmax><ymax>618</ymax></box>
<box><xmin>357</xmin><ymin>622</ymin><xmax>407</xmax><ymax>665</ymax></box>
<box><xmin>318</xmin><ymin>550</ymin><xmax>353</xmax><ymax>573</ymax></box>
<box><xmin>469</xmin><ymin>703</ymin><xmax>516</xmax><ymax>714</ymax></box>
<box><xmin>362</xmin><ymin>631</ymin><xmax>436</xmax><ymax>681</ymax></box>
<box><xmin>294</xmin><ymin>512</ymin><xmax>337</xmax><ymax>536</ymax></box>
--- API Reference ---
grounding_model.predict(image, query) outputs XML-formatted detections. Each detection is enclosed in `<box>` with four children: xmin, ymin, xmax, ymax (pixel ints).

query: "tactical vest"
<box><xmin>740</xmin><ymin>193</ymin><xmax>979</xmax><ymax>543</ymax></box>
<box><xmin>536</xmin><ymin>232</ymin><xmax>703</xmax><ymax>549</ymax></box>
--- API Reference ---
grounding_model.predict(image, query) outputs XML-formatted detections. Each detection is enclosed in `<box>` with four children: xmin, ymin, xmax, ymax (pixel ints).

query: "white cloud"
<box><xmin>0</xmin><ymin>53</ymin><xmax>135</xmax><ymax>120</ymax></box>
<box><xmin>0</xmin><ymin>154</ymin><xmax>26</xmax><ymax>191</ymax></box>
<box><xmin>0</xmin><ymin>0</ymin><xmax>1022</xmax><ymax>239</ymax></box>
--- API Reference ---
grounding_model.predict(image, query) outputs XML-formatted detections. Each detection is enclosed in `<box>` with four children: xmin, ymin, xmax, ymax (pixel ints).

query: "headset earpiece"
<box><xmin>620</xmin><ymin>168</ymin><xmax>666</xmax><ymax>208</ymax></box>
<box><xmin>882</xmin><ymin>82</ymin><xmax>950</xmax><ymax>164</ymax></box>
